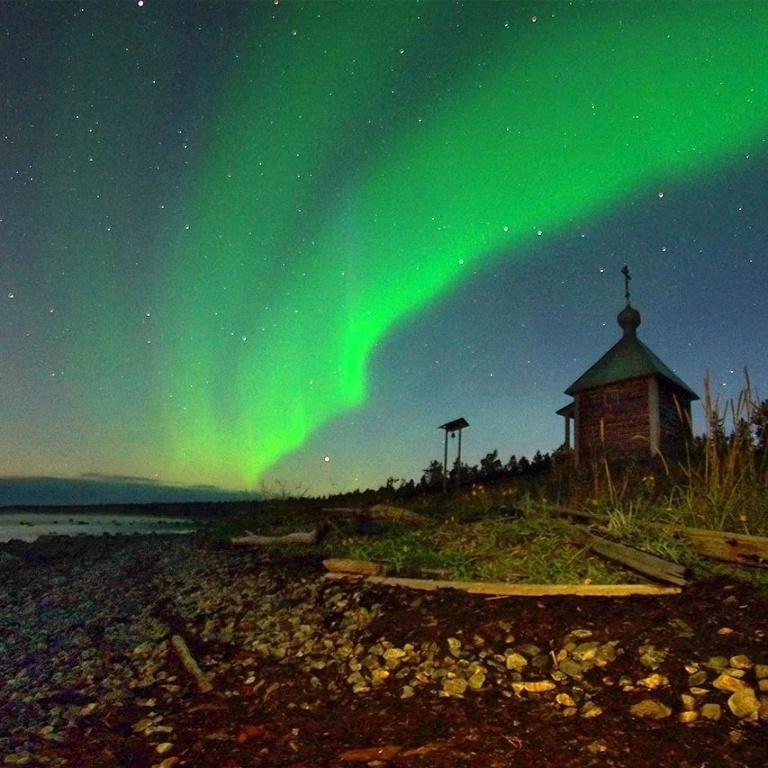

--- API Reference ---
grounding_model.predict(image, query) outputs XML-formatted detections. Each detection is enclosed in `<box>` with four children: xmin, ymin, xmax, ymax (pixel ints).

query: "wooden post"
<box><xmin>442</xmin><ymin>428</ymin><xmax>449</xmax><ymax>494</ymax></box>
<box><xmin>456</xmin><ymin>426</ymin><xmax>463</xmax><ymax>491</ymax></box>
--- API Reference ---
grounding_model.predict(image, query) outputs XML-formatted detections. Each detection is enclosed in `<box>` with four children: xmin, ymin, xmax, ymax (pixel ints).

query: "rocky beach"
<box><xmin>2</xmin><ymin>534</ymin><xmax>767</xmax><ymax>767</ymax></box>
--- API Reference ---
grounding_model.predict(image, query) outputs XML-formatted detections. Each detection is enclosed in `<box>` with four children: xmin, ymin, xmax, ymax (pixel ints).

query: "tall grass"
<box><xmin>540</xmin><ymin>371</ymin><xmax>768</xmax><ymax>535</ymax></box>
<box><xmin>675</xmin><ymin>371</ymin><xmax>768</xmax><ymax>533</ymax></box>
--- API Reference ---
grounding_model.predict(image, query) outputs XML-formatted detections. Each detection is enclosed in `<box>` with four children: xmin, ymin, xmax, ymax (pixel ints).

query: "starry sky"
<box><xmin>2</xmin><ymin>1</ymin><xmax>767</xmax><ymax>505</ymax></box>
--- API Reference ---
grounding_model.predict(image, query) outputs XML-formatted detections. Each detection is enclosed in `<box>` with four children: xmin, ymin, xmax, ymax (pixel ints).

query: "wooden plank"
<box><xmin>323</xmin><ymin>572</ymin><xmax>682</xmax><ymax>596</ymax></box>
<box><xmin>561</xmin><ymin>523</ymin><xmax>688</xmax><ymax>586</ymax></box>
<box><xmin>323</xmin><ymin>558</ymin><xmax>385</xmax><ymax>576</ymax></box>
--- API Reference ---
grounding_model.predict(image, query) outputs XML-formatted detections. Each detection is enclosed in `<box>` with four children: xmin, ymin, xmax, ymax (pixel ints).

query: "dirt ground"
<box><xmin>4</xmin><ymin>538</ymin><xmax>768</xmax><ymax>768</ymax></box>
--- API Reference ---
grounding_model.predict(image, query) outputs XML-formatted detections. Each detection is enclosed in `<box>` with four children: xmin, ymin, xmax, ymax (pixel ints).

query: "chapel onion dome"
<box><xmin>617</xmin><ymin>302</ymin><xmax>641</xmax><ymax>337</ymax></box>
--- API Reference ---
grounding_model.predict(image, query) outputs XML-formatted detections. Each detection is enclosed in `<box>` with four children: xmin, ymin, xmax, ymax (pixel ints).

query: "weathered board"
<box><xmin>324</xmin><ymin>571</ymin><xmax>682</xmax><ymax>596</ymax></box>
<box><xmin>561</xmin><ymin>522</ymin><xmax>688</xmax><ymax>586</ymax></box>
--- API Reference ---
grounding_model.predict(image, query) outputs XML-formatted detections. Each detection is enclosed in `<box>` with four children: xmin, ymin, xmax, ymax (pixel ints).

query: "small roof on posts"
<box><xmin>439</xmin><ymin>417</ymin><xmax>469</xmax><ymax>433</ymax></box>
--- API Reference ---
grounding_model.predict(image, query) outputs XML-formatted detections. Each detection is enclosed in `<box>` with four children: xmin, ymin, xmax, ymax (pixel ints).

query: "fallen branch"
<box><xmin>171</xmin><ymin>634</ymin><xmax>213</xmax><ymax>693</ymax></box>
<box><xmin>561</xmin><ymin>523</ymin><xmax>688</xmax><ymax>586</ymax></box>
<box><xmin>324</xmin><ymin>572</ymin><xmax>681</xmax><ymax>596</ymax></box>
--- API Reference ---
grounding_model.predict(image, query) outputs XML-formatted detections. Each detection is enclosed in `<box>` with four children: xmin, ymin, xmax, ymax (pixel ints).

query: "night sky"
<box><xmin>2</xmin><ymin>1</ymin><xmax>767</xmax><ymax>505</ymax></box>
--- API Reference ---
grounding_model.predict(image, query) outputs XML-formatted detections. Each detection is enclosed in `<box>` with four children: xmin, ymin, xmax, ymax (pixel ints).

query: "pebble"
<box><xmin>442</xmin><ymin>677</ymin><xmax>468</xmax><ymax>696</ymax></box>
<box><xmin>630</xmin><ymin>699</ymin><xmax>673</xmax><ymax>719</ymax></box>
<box><xmin>713</xmin><ymin>673</ymin><xmax>747</xmax><ymax>692</ymax></box>
<box><xmin>701</xmin><ymin>703</ymin><xmax>723</xmax><ymax>720</ymax></box>
<box><xmin>727</xmin><ymin>688</ymin><xmax>759</xmax><ymax>721</ymax></box>
<box><xmin>505</xmin><ymin>651</ymin><xmax>528</xmax><ymax>671</ymax></box>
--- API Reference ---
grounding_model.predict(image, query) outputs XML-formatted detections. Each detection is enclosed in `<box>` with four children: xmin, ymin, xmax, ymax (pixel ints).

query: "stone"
<box><xmin>688</xmin><ymin>670</ymin><xmax>708</xmax><ymax>687</ymax></box>
<box><xmin>586</xmin><ymin>739</ymin><xmax>608</xmax><ymax>753</ymax></box>
<box><xmin>442</xmin><ymin>677</ymin><xmax>468</xmax><ymax>697</ymax></box>
<box><xmin>505</xmin><ymin>652</ymin><xmax>529</xmax><ymax>671</ymax></box>
<box><xmin>630</xmin><ymin>700</ymin><xmax>672</xmax><ymax>719</ymax></box>
<box><xmin>679</xmin><ymin>710</ymin><xmax>699</xmax><ymax>723</ymax></box>
<box><xmin>713</xmin><ymin>673</ymin><xmax>747</xmax><ymax>693</ymax></box>
<box><xmin>383</xmin><ymin>647</ymin><xmax>406</xmax><ymax>664</ymax></box>
<box><xmin>558</xmin><ymin>658</ymin><xmax>585</xmax><ymax>679</ymax></box>
<box><xmin>580</xmin><ymin>701</ymin><xmax>603</xmax><ymax>718</ymax></box>
<box><xmin>727</xmin><ymin>688</ymin><xmax>759</xmax><ymax>721</ymax></box>
<box><xmin>594</xmin><ymin>642</ymin><xmax>619</xmax><ymax>666</ymax></box>
<box><xmin>467</xmin><ymin>669</ymin><xmax>486</xmax><ymax>690</ymax></box>
<box><xmin>556</xmin><ymin>693</ymin><xmax>576</xmax><ymax>707</ymax></box>
<box><xmin>638</xmin><ymin>645</ymin><xmax>667</xmax><ymax>670</ymax></box>
<box><xmin>447</xmin><ymin>638</ymin><xmax>462</xmax><ymax>657</ymax></box>
<box><xmin>371</xmin><ymin>668</ymin><xmax>390</xmax><ymax>684</ymax></box>
<box><xmin>730</xmin><ymin>655</ymin><xmax>752</xmax><ymax>670</ymax></box>
<box><xmin>638</xmin><ymin>673</ymin><xmax>669</xmax><ymax>690</ymax></box>
<box><xmin>79</xmin><ymin>702</ymin><xmax>99</xmax><ymax>716</ymax></box>
<box><xmin>156</xmin><ymin>742</ymin><xmax>174</xmax><ymax>755</ymax></box>
<box><xmin>133</xmin><ymin>717</ymin><xmax>154</xmax><ymax>733</ymax></box>
<box><xmin>700</xmin><ymin>703</ymin><xmax>722</xmax><ymax>721</ymax></box>
<box><xmin>511</xmin><ymin>680</ymin><xmax>556</xmax><ymax>695</ymax></box>
<box><xmin>680</xmin><ymin>694</ymin><xmax>696</xmax><ymax>710</ymax></box>
<box><xmin>668</xmin><ymin>618</ymin><xmax>695</xmax><ymax>637</ymax></box>
<box><xmin>572</xmin><ymin>641</ymin><xmax>601</xmax><ymax>662</ymax></box>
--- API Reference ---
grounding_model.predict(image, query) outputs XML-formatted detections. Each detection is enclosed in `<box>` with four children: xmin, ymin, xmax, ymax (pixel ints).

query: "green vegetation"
<box><xmin>202</xmin><ymin>376</ymin><xmax>768</xmax><ymax>587</ymax></box>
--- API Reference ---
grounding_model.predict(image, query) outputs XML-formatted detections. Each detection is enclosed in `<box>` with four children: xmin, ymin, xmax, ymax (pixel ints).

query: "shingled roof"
<box><xmin>564</xmin><ymin>303</ymin><xmax>699</xmax><ymax>400</ymax></box>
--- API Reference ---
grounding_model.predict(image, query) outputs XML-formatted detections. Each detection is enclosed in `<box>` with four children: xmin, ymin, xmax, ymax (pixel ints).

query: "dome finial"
<box><xmin>617</xmin><ymin>264</ymin><xmax>640</xmax><ymax>336</ymax></box>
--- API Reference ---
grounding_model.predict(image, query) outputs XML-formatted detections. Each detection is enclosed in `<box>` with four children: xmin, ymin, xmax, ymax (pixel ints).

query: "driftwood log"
<box><xmin>663</xmin><ymin>526</ymin><xmax>768</xmax><ymax>568</ymax></box>
<box><xmin>323</xmin><ymin>503</ymin><xmax>427</xmax><ymax>526</ymax></box>
<box><xmin>561</xmin><ymin>522</ymin><xmax>688</xmax><ymax>586</ymax></box>
<box><xmin>230</xmin><ymin>518</ymin><xmax>330</xmax><ymax>548</ymax></box>
<box><xmin>548</xmin><ymin>506</ymin><xmax>768</xmax><ymax>570</ymax></box>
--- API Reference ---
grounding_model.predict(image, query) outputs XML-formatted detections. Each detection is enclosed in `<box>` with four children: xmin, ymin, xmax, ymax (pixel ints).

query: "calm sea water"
<box><xmin>0</xmin><ymin>511</ymin><xmax>197</xmax><ymax>543</ymax></box>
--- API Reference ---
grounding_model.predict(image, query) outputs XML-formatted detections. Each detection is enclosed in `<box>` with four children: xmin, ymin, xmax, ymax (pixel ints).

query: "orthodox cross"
<box><xmin>621</xmin><ymin>264</ymin><xmax>631</xmax><ymax>303</ymax></box>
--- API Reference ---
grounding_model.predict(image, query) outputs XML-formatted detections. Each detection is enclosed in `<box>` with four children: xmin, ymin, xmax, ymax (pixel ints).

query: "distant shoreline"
<box><xmin>0</xmin><ymin>510</ymin><xmax>200</xmax><ymax>544</ymax></box>
<box><xmin>0</xmin><ymin>500</ymin><xmax>248</xmax><ymax>520</ymax></box>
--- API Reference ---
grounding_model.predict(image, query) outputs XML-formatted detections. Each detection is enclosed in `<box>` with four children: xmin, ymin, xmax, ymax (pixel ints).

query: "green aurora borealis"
<box><xmin>161</xmin><ymin>3</ymin><xmax>768</xmax><ymax>488</ymax></box>
<box><xmin>3</xmin><ymin>1</ymin><xmax>767</xmax><ymax>501</ymax></box>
